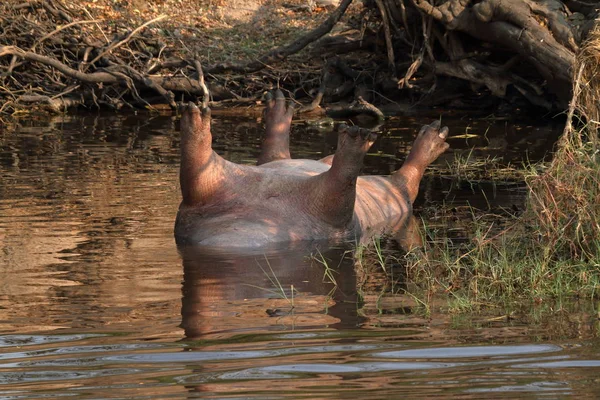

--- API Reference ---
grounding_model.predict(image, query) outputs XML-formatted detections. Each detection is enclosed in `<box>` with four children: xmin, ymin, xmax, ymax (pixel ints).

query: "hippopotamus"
<box><xmin>175</xmin><ymin>90</ymin><xmax>449</xmax><ymax>248</ymax></box>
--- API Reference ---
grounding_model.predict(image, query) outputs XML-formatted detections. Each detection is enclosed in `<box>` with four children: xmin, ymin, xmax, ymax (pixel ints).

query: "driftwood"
<box><xmin>323</xmin><ymin>0</ymin><xmax>594</xmax><ymax>111</ymax></box>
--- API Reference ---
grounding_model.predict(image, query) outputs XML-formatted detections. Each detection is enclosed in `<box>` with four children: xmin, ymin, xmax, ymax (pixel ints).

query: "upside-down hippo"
<box><xmin>175</xmin><ymin>90</ymin><xmax>449</xmax><ymax>248</ymax></box>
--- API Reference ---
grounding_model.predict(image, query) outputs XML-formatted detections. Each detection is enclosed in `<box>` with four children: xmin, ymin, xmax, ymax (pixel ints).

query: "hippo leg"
<box><xmin>306</xmin><ymin>124</ymin><xmax>377</xmax><ymax>228</ymax></box>
<box><xmin>180</xmin><ymin>103</ymin><xmax>236</xmax><ymax>206</ymax></box>
<box><xmin>257</xmin><ymin>89</ymin><xmax>294</xmax><ymax>165</ymax></box>
<box><xmin>392</xmin><ymin>120</ymin><xmax>449</xmax><ymax>203</ymax></box>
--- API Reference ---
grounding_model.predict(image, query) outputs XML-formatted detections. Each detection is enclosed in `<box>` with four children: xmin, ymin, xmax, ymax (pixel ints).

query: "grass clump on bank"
<box><xmin>356</xmin><ymin>27</ymin><xmax>600</xmax><ymax>314</ymax></box>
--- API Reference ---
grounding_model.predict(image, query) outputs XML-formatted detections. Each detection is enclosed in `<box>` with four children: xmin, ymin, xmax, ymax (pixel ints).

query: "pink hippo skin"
<box><xmin>175</xmin><ymin>90</ymin><xmax>449</xmax><ymax>248</ymax></box>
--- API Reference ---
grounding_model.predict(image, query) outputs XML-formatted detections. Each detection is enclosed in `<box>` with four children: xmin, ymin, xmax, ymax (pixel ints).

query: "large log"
<box><xmin>376</xmin><ymin>0</ymin><xmax>593</xmax><ymax>108</ymax></box>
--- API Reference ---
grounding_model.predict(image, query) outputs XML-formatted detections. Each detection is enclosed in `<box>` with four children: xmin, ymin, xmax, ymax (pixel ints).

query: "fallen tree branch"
<box><xmin>374</xmin><ymin>0</ymin><xmax>396</xmax><ymax>75</ymax></box>
<box><xmin>0</xmin><ymin>45</ymin><xmax>204</xmax><ymax>104</ymax></box>
<box><xmin>85</xmin><ymin>14</ymin><xmax>168</xmax><ymax>70</ymax></box>
<box><xmin>1</xmin><ymin>45</ymin><xmax>121</xmax><ymax>83</ymax></box>
<box><xmin>108</xmin><ymin>61</ymin><xmax>176</xmax><ymax>109</ymax></box>
<box><xmin>326</xmin><ymin>96</ymin><xmax>385</xmax><ymax>121</ymax></box>
<box><xmin>435</xmin><ymin>60</ymin><xmax>511</xmax><ymax>97</ymax></box>
<box><xmin>412</xmin><ymin>0</ymin><xmax>575</xmax><ymax>103</ymax></box>
<box><xmin>17</xmin><ymin>94</ymin><xmax>83</xmax><ymax>112</ymax></box>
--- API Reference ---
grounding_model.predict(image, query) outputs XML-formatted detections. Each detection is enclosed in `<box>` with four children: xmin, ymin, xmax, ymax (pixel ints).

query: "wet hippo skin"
<box><xmin>175</xmin><ymin>90</ymin><xmax>449</xmax><ymax>248</ymax></box>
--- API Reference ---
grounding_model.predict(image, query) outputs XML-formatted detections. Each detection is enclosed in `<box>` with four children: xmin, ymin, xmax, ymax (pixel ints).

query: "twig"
<box><xmin>193</xmin><ymin>58</ymin><xmax>210</xmax><ymax>109</ymax></box>
<box><xmin>41</xmin><ymin>0</ymin><xmax>72</xmax><ymax>23</ymax></box>
<box><xmin>398</xmin><ymin>0</ymin><xmax>411</xmax><ymax>41</ymax></box>
<box><xmin>326</xmin><ymin>96</ymin><xmax>385</xmax><ymax>121</ymax></box>
<box><xmin>83</xmin><ymin>7</ymin><xmax>110</xmax><ymax>44</ymax></box>
<box><xmin>374</xmin><ymin>0</ymin><xmax>396</xmax><ymax>76</ymax></box>
<box><xmin>298</xmin><ymin>67</ymin><xmax>330</xmax><ymax>113</ymax></box>
<box><xmin>32</xmin><ymin>19</ymin><xmax>101</xmax><ymax>51</ymax></box>
<box><xmin>562</xmin><ymin>62</ymin><xmax>585</xmax><ymax>139</ymax></box>
<box><xmin>85</xmin><ymin>14</ymin><xmax>168</xmax><ymax>69</ymax></box>
<box><xmin>51</xmin><ymin>84</ymin><xmax>80</xmax><ymax>99</ymax></box>
<box><xmin>398</xmin><ymin>13</ymin><xmax>433</xmax><ymax>89</ymax></box>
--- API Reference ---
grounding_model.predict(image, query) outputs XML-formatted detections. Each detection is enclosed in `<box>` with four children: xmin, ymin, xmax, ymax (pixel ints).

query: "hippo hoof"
<box><xmin>180</xmin><ymin>101</ymin><xmax>211</xmax><ymax>137</ymax></box>
<box><xmin>264</xmin><ymin>89</ymin><xmax>294</xmax><ymax>121</ymax></box>
<box><xmin>412</xmin><ymin>120</ymin><xmax>450</xmax><ymax>165</ymax></box>
<box><xmin>337</xmin><ymin>124</ymin><xmax>377</xmax><ymax>156</ymax></box>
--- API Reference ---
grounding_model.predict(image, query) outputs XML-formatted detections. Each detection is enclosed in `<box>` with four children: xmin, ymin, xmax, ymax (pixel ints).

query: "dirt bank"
<box><xmin>1</xmin><ymin>1</ymin><xmax>598</xmax><ymax>118</ymax></box>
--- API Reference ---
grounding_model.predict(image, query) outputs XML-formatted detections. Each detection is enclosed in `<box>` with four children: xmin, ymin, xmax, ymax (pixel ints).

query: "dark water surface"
<box><xmin>1</xmin><ymin>111</ymin><xmax>599</xmax><ymax>398</ymax></box>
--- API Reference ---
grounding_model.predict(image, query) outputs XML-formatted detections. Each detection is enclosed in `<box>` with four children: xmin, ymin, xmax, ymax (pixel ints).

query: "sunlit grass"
<box><xmin>244</xmin><ymin>256</ymin><xmax>297</xmax><ymax>310</ymax></box>
<box><xmin>355</xmin><ymin>31</ymin><xmax>600</xmax><ymax>315</ymax></box>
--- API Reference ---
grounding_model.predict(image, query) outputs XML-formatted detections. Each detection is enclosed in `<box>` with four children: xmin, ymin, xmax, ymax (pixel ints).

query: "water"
<box><xmin>1</xmin><ymin>111</ymin><xmax>599</xmax><ymax>398</ymax></box>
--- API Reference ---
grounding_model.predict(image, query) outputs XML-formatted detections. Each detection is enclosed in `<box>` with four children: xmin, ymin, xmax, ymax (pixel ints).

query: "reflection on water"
<box><xmin>1</xmin><ymin>111</ymin><xmax>599</xmax><ymax>398</ymax></box>
<box><xmin>180</xmin><ymin>245</ymin><xmax>359</xmax><ymax>339</ymax></box>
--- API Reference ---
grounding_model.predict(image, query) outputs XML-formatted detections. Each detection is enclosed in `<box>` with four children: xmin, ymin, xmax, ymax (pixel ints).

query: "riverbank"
<box><xmin>357</xmin><ymin>33</ymin><xmax>600</xmax><ymax>314</ymax></box>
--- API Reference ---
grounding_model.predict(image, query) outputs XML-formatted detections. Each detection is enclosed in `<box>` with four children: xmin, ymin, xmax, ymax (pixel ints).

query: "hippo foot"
<box><xmin>336</xmin><ymin>123</ymin><xmax>377</xmax><ymax>159</ymax></box>
<box><xmin>264</xmin><ymin>89</ymin><xmax>294</xmax><ymax>129</ymax></box>
<box><xmin>179</xmin><ymin>102</ymin><xmax>217</xmax><ymax>207</ymax></box>
<box><xmin>180</xmin><ymin>102</ymin><xmax>211</xmax><ymax>139</ymax></box>
<box><xmin>391</xmin><ymin>120</ymin><xmax>449</xmax><ymax>203</ymax></box>
<box><xmin>258</xmin><ymin>89</ymin><xmax>294</xmax><ymax>165</ymax></box>
<box><xmin>407</xmin><ymin>120</ymin><xmax>449</xmax><ymax>167</ymax></box>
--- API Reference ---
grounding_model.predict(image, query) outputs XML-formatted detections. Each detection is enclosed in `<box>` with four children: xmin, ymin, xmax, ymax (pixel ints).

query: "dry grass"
<box><xmin>355</xmin><ymin>26</ymin><xmax>600</xmax><ymax>314</ymax></box>
<box><xmin>525</xmin><ymin>26</ymin><xmax>600</xmax><ymax>261</ymax></box>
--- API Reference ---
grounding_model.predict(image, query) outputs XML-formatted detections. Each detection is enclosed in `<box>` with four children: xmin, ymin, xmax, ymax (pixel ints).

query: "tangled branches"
<box><xmin>0</xmin><ymin>0</ymin><xmax>359</xmax><ymax>115</ymax></box>
<box><xmin>0</xmin><ymin>1</ymin><xmax>208</xmax><ymax>113</ymax></box>
<box><xmin>1</xmin><ymin>0</ymin><xmax>598</xmax><ymax>116</ymax></box>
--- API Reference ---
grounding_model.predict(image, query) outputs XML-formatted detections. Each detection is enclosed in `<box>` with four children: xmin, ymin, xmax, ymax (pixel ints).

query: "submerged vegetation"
<box><xmin>356</xmin><ymin>26</ymin><xmax>600</xmax><ymax>315</ymax></box>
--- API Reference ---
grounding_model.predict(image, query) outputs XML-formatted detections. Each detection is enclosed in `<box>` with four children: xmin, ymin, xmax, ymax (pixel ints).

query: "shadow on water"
<box><xmin>1</xmin><ymin>110</ymin><xmax>599</xmax><ymax>398</ymax></box>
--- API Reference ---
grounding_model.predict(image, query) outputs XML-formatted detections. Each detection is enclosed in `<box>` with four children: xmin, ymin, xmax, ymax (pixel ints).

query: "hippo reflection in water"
<box><xmin>175</xmin><ymin>90</ymin><xmax>449</xmax><ymax>248</ymax></box>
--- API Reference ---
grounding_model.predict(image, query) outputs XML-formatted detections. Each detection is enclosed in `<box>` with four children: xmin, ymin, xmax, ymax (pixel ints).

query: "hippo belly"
<box><xmin>175</xmin><ymin>159</ymin><xmax>357</xmax><ymax>247</ymax></box>
<box><xmin>175</xmin><ymin>91</ymin><xmax>449</xmax><ymax>249</ymax></box>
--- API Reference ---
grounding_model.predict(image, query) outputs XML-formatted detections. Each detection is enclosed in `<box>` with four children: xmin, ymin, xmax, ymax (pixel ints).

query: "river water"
<box><xmin>1</xmin><ymin>110</ymin><xmax>599</xmax><ymax>398</ymax></box>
